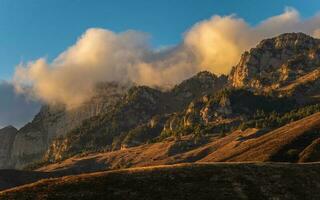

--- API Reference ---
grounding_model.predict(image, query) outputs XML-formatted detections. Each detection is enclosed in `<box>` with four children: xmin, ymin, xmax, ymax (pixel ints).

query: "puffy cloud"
<box><xmin>14</xmin><ymin>29</ymin><xmax>150</xmax><ymax>107</ymax></box>
<box><xmin>13</xmin><ymin>7</ymin><xmax>320</xmax><ymax>107</ymax></box>
<box><xmin>0</xmin><ymin>81</ymin><xmax>40</xmax><ymax>128</ymax></box>
<box><xmin>184</xmin><ymin>15</ymin><xmax>252</xmax><ymax>75</ymax></box>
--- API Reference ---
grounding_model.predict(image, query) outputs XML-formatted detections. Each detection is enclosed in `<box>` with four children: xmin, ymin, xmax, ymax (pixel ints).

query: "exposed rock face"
<box><xmin>0</xmin><ymin>126</ymin><xmax>17</xmax><ymax>168</ymax></box>
<box><xmin>200</xmin><ymin>94</ymin><xmax>233</xmax><ymax>124</ymax></box>
<box><xmin>171</xmin><ymin>71</ymin><xmax>227</xmax><ymax>107</ymax></box>
<box><xmin>161</xmin><ymin>72</ymin><xmax>229</xmax><ymax>132</ymax></box>
<box><xmin>229</xmin><ymin>33</ymin><xmax>320</xmax><ymax>94</ymax></box>
<box><xmin>45</xmin><ymin>86</ymin><xmax>169</xmax><ymax>162</ymax></box>
<box><xmin>163</xmin><ymin>91</ymin><xmax>234</xmax><ymax>134</ymax></box>
<box><xmin>9</xmin><ymin>82</ymin><xmax>129</xmax><ymax>169</ymax></box>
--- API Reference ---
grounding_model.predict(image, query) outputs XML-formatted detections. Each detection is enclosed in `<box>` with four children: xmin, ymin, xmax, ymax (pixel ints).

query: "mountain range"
<box><xmin>1</xmin><ymin>32</ymin><xmax>320</xmax><ymax>199</ymax></box>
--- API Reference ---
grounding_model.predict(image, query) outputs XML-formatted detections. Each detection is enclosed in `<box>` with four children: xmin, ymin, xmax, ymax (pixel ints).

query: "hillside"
<box><xmin>201</xmin><ymin>112</ymin><xmax>320</xmax><ymax>162</ymax></box>
<box><xmin>2</xmin><ymin>163</ymin><xmax>320</xmax><ymax>200</ymax></box>
<box><xmin>0</xmin><ymin>170</ymin><xmax>60</xmax><ymax>191</ymax></box>
<box><xmin>34</xmin><ymin>112</ymin><xmax>320</xmax><ymax>174</ymax></box>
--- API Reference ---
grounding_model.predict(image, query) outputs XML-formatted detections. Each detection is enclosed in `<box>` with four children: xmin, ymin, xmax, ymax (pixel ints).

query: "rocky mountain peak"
<box><xmin>257</xmin><ymin>32</ymin><xmax>318</xmax><ymax>50</ymax></box>
<box><xmin>171</xmin><ymin>71</ymin><xmax>227</xmax><ymax>104</ymax></box>
<box><xmin>229</xmin><ymin>32</ymin><xmax>320</xmax><ymax>92</ymax></box>
<box><xmin>194</xmin><ymin>70</ymin><xmax>218</xmax><ymax>80</ymax></box>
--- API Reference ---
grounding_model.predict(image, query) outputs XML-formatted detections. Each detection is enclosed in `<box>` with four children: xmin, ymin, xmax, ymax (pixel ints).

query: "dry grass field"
<box><xmin>2</xmin><ymin>163</ymin><xmax>320</xmax><ymax>200</ymax></box>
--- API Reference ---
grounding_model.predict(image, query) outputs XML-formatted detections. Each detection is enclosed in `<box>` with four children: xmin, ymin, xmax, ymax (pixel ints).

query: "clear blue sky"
<box><xmin>0</xmin><ymin>0</ymin><xmax>320</xmax><ymax>80</ymax></box>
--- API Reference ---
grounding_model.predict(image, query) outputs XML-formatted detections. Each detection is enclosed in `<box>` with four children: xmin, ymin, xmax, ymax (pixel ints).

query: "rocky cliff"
<box><xmin>229</xmin><ymin>32</ymin><xmax>320</xmax><ymax>98</ymax></box>
<box><xmin>9</xmin><ymin>82</ymin><xmax>129</xmax><ymax>169</ymax></box>
<box><xmin>0</xmin><ymin>126</ymin><xmax>17</xmax><ymax>168</ymax></box>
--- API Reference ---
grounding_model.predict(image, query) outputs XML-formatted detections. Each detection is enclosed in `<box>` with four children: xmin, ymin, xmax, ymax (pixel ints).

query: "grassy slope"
<box><xmin>278</xmin><ymin>69</ymin><xmax>320</xmax><ymax>92</ymax></box>
<box><xmin>201</xmin><ymin>112</ymin><xmax>320</xmax><ymax>162</ymax></box>
<box><xmin>37</xmin><ymin>112</ymin><xmax>320</xmax><ymax>174</ymax></box>
<box><xmin>2</xmin><ymin>163</ymin><xmax>320</xmax><ymax>200</ymax></box>
<box><xmin>37</xmin><ymin>129</ymin><xmax>258</xmax><ymax>173</ymax></box>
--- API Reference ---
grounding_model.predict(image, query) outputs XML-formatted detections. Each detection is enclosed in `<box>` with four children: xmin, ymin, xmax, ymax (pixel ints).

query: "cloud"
<box><xmin>14</xmin><ymin>30</ymin><xmax>150</xmax><ymax>107</ymax></box>
<box><xmin>13</xmin><ymin>7</ymin><xmax>320</xmax><ymax>108</ymax></box>
<box><xmin>0</xmin><ymin>81</ymin><xmax>41</xmax><ymax>128</ymax></box>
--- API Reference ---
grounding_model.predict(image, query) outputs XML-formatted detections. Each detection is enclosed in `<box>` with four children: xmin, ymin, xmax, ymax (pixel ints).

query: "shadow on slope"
<box><xmin>2</xmin><ymin>163</ymin><xmax>320</xmax><ymax>200</ymax></box>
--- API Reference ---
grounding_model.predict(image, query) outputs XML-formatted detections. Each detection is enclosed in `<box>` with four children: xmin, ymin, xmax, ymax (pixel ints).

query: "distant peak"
<box><xmin>0</xmin><ymin>125</ymin><xmax>17</xmax><ymax>134</ymax></box>
<box><xmin>195</xmin><ymin>71</ymin><xmax>217</xmax><ymax>79</ymax></box>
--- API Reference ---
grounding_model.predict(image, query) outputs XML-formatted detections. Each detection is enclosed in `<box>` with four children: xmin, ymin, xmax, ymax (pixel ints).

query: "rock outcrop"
<box><xmin>171</xmin><ymin>71</ymin><xmax>227</xmax><ymax>108</ymax></box>
<box><xmin>0</xmin><ymin>126</ymin><xmax>17</xmax><ymax>168</ymax></box>
<box><xmin>229</xmin><ymin>33</ymin><xmax>320</xmax><ymax>96</ymax></box>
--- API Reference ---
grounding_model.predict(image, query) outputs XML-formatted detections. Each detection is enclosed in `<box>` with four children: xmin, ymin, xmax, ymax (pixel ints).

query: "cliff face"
<box><xmin>9</xmin><ymin>83</ymin><xmax>129</xmax><ymax>169</ymax></box>
<box><xmin>0</xmin><ymin>126</ymin><xmax>17</xmax><ymax>168</ymax></box>
<box><xmin>229</xmin><ymin>33</ymin><xmax>320</xmax><ymax>96</ymax></box>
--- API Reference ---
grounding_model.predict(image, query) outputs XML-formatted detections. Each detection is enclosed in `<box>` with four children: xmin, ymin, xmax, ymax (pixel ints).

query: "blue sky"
<box><xmin>0</xmin><ymin>0</ymin><xmax>320</xmax><ymax>80</ymax></box>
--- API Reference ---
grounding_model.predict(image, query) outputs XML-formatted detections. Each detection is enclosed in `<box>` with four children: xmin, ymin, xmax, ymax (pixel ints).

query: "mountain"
<box><xmin>2</xmin><ymin>32</ymin><xmax>320</xmax><ymax>197</ymax></box>
<box><xmin>2</xmin><ymin>163</ymin><xmax>320</xmax><ymax>200</ymax></box>
<box><xmin>8</xmin><ymin>82</ymin><xmax>129</xmax><ymax>169</ymax></box>
<box><xmin>7</xmin><ymin>32</ymin><xmax>320</xmax><ymax>170</ymax></box>
<box><xmin>44</xmin><ymin>71</ymin><xmax>227</xmax><ymax>164</ymax></box>
<box><xmin>0</xmin><ymin>71</ymin><xmax>227</xmax><ymax>169</ymax></box>
<box><xmin>229</xmin><ymin>32</ymin><xmax>320</xmax><ymax>103</ymax></box>
<box><xmin>33</xmin><ymin>32</ymin><xmax>320</xmax><ymax>170</ymax></box>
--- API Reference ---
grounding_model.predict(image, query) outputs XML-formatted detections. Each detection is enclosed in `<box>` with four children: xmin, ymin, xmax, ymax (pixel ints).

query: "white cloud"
<box><xmin>13</xmin><ymin>7</ymin><xmax>320</xmax><ymax>107</ymax></box>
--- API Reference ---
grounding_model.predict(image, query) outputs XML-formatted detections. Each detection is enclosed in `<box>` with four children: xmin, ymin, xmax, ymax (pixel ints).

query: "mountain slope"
<box><xmin>2</xmin><ymin>163</ymin><xmax>320</xmax><ymax>200</ymax></box>
<box><xmin>43</xmin><ymin>72</ymin><xmax>227</xmax><ymax>163</ymax></box>
<box><xmin>201</xmin><ymin>112</ymin><xmax>320</xmax><ymax>162</ymax></box>
<box><xmin>0</xmin><ymin>170</ymin><xmax>60</xmax><ymax>191</ymax></box>
<box><xmin>8</xmin><ymin>82</ymin><xmax>129</xmax><ymax>169</ymax></box>
<box><xmin>34</xmin><ymin>112</ymin><xmax>320</xmax><ymax>174</ymax></box>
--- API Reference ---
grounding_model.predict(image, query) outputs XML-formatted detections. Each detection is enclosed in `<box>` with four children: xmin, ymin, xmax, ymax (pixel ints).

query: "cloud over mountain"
<box><xmin>13</xmin><ymin>7</ymin><xmax>320</xmax><ymax>107</ymax></box>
